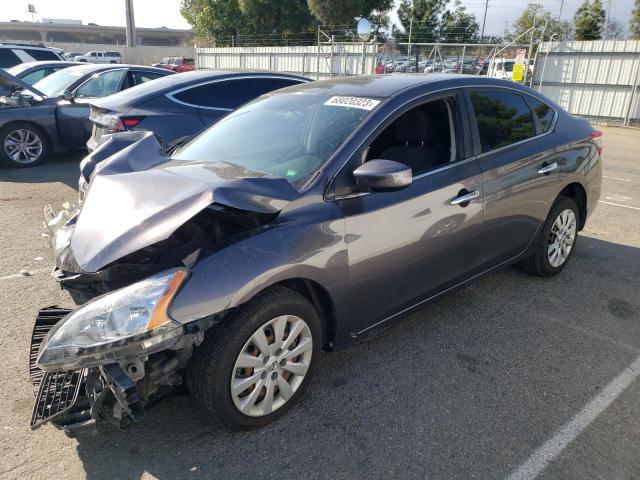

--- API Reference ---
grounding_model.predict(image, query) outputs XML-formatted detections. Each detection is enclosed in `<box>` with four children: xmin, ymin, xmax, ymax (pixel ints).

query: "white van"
<box><xmin>487</xmin><ymin>58</ymin><xmax>530</xmax><ymax>82</ymax></box>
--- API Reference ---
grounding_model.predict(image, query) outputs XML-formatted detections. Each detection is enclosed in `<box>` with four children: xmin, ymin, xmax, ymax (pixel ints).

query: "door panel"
<box><xmin>338</xmin><ymin>159</ymin><xmax>484</xmax><ymax>336</ymax></box>
<box><xmin>479</xmin><ymin>143</ymin><xmax>564</xmax><ymax>264</ymax></box>
<box><xmin>57</xmin><ymin>69</ymin><xmax>127</xmax><ymax>148</ymax></box>
<box><xmin>466</xmin><ymin>88</ymin><xmax>563</xmax><ymax>265</ymax></box>
<box><xmin>55</xmin><ymin>100</ymin><xmax>92</xmax><ymax>148</ymax></box>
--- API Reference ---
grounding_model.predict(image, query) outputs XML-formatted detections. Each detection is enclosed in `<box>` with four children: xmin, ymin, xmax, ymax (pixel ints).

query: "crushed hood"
<box><xmin>54</xmin><ymin>134</ymin><xmax>299</xmax><ymax>273</ymax></box>
<box><xmin>0</xmin><ymin>68</ymin><xmax>45</xmax><ymax>98</ymax></box>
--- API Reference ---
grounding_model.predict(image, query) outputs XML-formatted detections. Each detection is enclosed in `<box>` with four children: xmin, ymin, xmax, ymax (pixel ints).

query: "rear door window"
<box><xmin>23</xmin><ymin>48</ymin><xmax>60</xmax><ymax>61</ymax></box>
<box><xmin>172</xmin><ymin>77</ymin><xmax>304</xmax><ymax>110</ymax></box>
<box><xmin>526</xmin><ymin>95</ymin><xmax>555</xmax><ymax>133</ymax></box>
<box><xmin>0</xmin><ymin>49</ymin><xmax>21</xmax><ymax>67</ymax></box>
<box><xmin>130</xmin><ymin>70</ymin><xmax>166</xmax><ymax>85</ymax></box>
<box><xmin>469</xmin><ymin>90</ymin><xmax>536</xmax><ymax>153</ymax></box>
<box><xmin>75</xmin><ymin>69</ymin><xmax>126</xmax><ymax>98</ymax></box>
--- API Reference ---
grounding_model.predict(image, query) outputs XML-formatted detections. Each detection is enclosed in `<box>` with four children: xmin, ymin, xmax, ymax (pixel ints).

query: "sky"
<box><xmin>0</xmin><ymin>0</ymin><xmax>636</xmax><ymax>36</ymax></box>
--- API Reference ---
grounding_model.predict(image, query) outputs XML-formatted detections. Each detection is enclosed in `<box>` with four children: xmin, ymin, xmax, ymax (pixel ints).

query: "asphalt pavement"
<box><xmin>0</xmin><ymin>126</ymin><xmax>638</xmax><ymax>480</ymax></box>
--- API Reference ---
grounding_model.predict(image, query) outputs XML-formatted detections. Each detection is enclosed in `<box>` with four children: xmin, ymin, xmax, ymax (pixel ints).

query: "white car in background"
<box><xmin>74</xmin><ymin>51</ymin><xmax>123</xmax><ymax>64</ymax></box>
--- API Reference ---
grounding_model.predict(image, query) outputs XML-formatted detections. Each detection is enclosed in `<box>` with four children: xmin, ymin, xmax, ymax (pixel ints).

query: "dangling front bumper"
<box><xmin>29</xmin><ymin>307</ymin><xmax>145</xmax><ymax>437</ymax></box>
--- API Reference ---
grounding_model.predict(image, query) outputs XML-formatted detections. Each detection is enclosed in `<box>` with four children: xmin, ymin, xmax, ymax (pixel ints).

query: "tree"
<box><xmin>181</xmin><ymin>0</ymin><xmax>318</xmax><ymax>45</ymax></box>
<box><xmin>306</xmin><ymin>0</ymin><xmax>392</xmax><ymax>26</ymax></box>
<box><xmin>239</xmin><ymin>0</ymin><xmax>317</xmax><ymax>35</ymax></box>
<box><xmin>438</xmin><ymin>0</ymin><xmax>479</xmax><ymax>43</ymax></box>
<box><xmin>574</xmin><ymin>0</ymin><xmax>606</xmax><ymax>40</ymax></box>
<box><xmin>509</xmin><ymin>3</ymin><xmax>572</xmax><ymax>43</ymax></box>
<box><xmin>393</xmin><ymin>0</ymin><xmax>449</xmax><ymax>43</ymax></box>
<box><xmin>631</xmin><ymin>0</ymin><xmax>640</xmax><ymax>39</ymax></box>
<box><xmin>180</xmin><ymin>0</ymin><xmax>252</xmax><ymax>45</ymax></box>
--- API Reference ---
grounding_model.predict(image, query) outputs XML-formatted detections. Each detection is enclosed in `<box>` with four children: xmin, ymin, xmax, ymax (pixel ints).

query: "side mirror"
<box><xmin>353</xmin><ymin>159</ymin><xmax>412</xmax><ymax>191</ymax></box>
<box><xmin>59</xmin><ymin>89</ymin><xmax>74</xmax><ymax>102</ymax></box>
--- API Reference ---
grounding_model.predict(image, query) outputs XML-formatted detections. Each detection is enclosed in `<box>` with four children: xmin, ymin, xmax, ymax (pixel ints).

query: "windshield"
<box><xmin>172</xmin><ymin>93</ymin><xmax>379</xmax><ymax>187</ymax></box>
<box><xmin>33</xmin><ymin>67</ymin><xmax>86</xmax><ymax>97</ymax></box>
<box><xmin>504</xmin><ymin>62</ymin><xmax>515</xmax><ymax>72</ymax></box>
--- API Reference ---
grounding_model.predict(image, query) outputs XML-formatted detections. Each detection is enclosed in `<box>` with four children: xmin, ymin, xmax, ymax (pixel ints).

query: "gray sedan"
<box><xmin>30</xmin><ymin>74</ymin><xmax>602</xmax><ymax>436</ymax></box>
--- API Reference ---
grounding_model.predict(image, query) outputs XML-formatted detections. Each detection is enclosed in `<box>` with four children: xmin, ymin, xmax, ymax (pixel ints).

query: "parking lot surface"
<box><xmin>0</xmin><ymin>126</ymin><xmax>639</xmax><ymax>480</ymax></box>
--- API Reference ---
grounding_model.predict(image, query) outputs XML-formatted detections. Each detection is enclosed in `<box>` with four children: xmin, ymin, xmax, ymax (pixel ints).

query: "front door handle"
<box><xmin>538</xmin><ymin>162</ymin><xmax>558</xmax><ymax>174</ymax></box>
<box><xmin>450</xmin><ymin>189</ymin><xmax>480</xmax><ymax>206</ymax></box>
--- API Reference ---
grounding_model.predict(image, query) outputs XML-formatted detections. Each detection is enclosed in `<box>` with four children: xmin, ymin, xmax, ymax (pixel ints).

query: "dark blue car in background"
<box><xmin>86</xmin><ymin>70</ymin><xmax>311</xmax><ymax>152</ymax></box>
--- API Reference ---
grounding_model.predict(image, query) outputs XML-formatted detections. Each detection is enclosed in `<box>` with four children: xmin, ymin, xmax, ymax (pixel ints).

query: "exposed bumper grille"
<box><xmin>29</xmin><ymin>306</ymin><xmax>71</xmax><ymax>389</ymax></box>
<box><xmin>30</xmin><ymin>369</ymin><xmax>87</xmax><ymax>429</ymax></box>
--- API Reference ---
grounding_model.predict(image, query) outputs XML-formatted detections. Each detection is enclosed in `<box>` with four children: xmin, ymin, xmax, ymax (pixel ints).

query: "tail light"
<box><xmin>590</xmin><ymin>130</ymin><xmax>603</xmax><ymax>155</ymax></box>
<box><xmin>96</xmin><ymin>114</ymin><xmax>144</xmax><ymax>132</ymax></box>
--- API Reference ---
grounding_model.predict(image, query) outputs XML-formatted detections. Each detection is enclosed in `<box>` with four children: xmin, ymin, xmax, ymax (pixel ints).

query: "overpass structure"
<box><xmin>0</xmin><ymin>21</ymin><xmax>193</xmax><ymax>47</ymax></box>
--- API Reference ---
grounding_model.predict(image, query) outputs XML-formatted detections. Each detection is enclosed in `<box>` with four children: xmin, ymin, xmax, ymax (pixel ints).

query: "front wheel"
<box><xmin>186</xmin><ymin>286</ymin><xmax>321</xmax><ymax>430</ymax></box>
<box><xmin>0</xmin><ymin>123</ymin><xmax>49</xmax><ymax>168</ymax></box>
<box><xmin>520</xmin><ymin>196</ymin><xmax>579</xmax><ymax>277</ymax></box>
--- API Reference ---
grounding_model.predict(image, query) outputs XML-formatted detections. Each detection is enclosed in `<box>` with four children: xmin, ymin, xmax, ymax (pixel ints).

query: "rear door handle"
<box><xmin>450</xmin><ymin>189</ymin><xmax>480</xmax><ymax>206</ymax></box>
<box><xmin>538</xmin><ymin>162</ymin><xmax>558</xmax><ymax>174</ymax></box>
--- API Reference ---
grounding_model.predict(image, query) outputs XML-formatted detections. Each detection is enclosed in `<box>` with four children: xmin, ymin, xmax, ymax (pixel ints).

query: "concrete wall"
<box><xmin>46</xmin><ymin>42</ymin><xmax>196</xmax><ymax>66</ymax></box>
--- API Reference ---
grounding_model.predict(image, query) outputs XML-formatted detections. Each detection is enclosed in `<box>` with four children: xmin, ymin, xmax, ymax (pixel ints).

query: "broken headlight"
<box><xmin>37</xmin><ymin>268</ymin><xmax>187</xmax><ymax>371</ymax></box>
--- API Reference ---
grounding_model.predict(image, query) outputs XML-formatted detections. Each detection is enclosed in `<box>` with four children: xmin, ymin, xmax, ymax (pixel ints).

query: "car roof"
<box><xmin>60</xmin><ymin>63</ymin><xmax>169</xmax><ymax>75</ymax></box>
<box><xmin>7</xmin><ymin>60</ymin><xmax>82</xmax><ymax>74</ymax></box>
<box><xmin>91</xmin><ymin>69</ymin><xmax>311</xmax><ymax>110</ymax></box>
<box><xmin>0</xmin><ymin>43</ymin><xmax>56</xmax><ymax>50</ymax></box>
<box><xmin>272</xmin><ymin>74</ymin><xmax>538</xmax><ymax>99</ymax></box>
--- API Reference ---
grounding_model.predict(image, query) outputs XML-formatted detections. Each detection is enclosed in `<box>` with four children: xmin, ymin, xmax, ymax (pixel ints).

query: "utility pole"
<box><xmin>407</xmin><ymin>0</ymin><xmax>414</xmax><ymax>57</ymax></box>
<box><xmin>557</xmin><ymin>0</ymin><xmax>565</xmax><ymax>21</ymax></box>
<box><xmin>604</xmin><ymin>0</ymin><xmax>612</xmax><ymax>39</ymax></box>
<box><xmin>504</xmin><ymin>20</ymin><xmax>509</xmax><ymax>38</ymax></box>
<box><xmin>480</xmin><ymin>0</ymin><xmax>489</xmax><ymax>44</ymax></box>
<box><xmin>125</xmin><ymin>0</ymin><xmax>137</xmax><ymax>47</ymax></box>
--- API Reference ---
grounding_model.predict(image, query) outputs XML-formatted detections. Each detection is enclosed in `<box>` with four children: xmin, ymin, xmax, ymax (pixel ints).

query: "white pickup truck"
<box><xmin>74</xmin><ymin>51</ymin><xmax>123</xmax><ymax>64</ymax></box>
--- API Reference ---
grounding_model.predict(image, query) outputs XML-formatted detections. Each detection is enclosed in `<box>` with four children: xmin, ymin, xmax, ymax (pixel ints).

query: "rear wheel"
<box><xmin>186</xmin><ymin>286</ymin><xmax>321</xmax><ymax>430</ymax></box>
<box><xmin>520</xmin><ymin>196</ymin><xmax>579</xmax><ymax>277</ymax></box>
<box><xmin>0</xmin><ymin>123</ymin><xmax>49</xmax><ymax>168</ymax></box>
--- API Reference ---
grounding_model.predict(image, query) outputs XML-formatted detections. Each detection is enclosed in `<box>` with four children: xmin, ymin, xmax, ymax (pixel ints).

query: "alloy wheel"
<box><xmin>230</xmin><ymin>315</ymin><xmax>313</xmax><ymax>417</ymax></box>
<box><xmin>4</xmin><ymin>129</ymin><xmax>43</xmax><ymax>164</ymax></box>
<box><xmin>547</xmin><ymin>208</ymin><xmax>577</xmax><ymax>268</ymax></box>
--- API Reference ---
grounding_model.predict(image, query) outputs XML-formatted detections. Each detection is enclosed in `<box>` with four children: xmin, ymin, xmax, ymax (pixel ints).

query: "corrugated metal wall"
<box><xmin>534</xmin><ymin>40</ymin><xmax>640</xmax><ymax>125</ymax></box>
<box><xmin>196</xmin><ymin>44</ymin><xmax>378</xmax><ymax>79</ymax></box>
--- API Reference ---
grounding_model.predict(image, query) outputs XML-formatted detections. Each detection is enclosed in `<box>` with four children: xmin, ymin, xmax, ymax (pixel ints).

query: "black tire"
<box><xmin>186</xmin><ymin>286</ymin><xmax>322</xmax><ymax>430</ymax></box>
<box><xmin>520</xmin><ymin>196</ymin><xmax>580</xmax><ymax>277</ymax></box>
<box><xmin>0</xmin><ymin>122</ymin><xmax>50</xmax><ymax>168</ymax></box>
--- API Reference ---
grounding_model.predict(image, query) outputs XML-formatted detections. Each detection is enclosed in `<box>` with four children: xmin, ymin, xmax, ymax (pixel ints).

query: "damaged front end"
<box><xmin>43</xmin><ymin>131</ymin><xmax>293</xmax><ymax>304</ymax></box>
<box><xmin>33</xmin><ymin>133</ymin><xmax>300</xmax><ymax>435</ymax></box>
<box><xmin>43</xmin><ymin>200</ymin><xmax>276</xmax><ymax>304</ymax></box>
<box><xmin>29</xmin><ymin>272</ymin><xmax>217</xmax><ymax>436</ymax></box>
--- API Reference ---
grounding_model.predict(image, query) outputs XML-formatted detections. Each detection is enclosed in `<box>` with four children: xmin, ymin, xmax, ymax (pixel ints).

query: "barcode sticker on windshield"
<box><xmin>324</xmin><ymin>96</ymin><xmax>381</xmax><ymax>110</ymax></box>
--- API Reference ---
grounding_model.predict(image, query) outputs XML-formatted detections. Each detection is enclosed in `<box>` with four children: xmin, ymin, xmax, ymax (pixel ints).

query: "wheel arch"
<box><xmin>557</xmin><ymin>182</ymin><xmax>587</xmax><ymax>230</ymax></box>
<box><xmin>0</xmin><ymin>119</ymin><xmax>53</xmax><ymax>150</ymax></box>
<box><xmin>257</xmin><ymin>278</ymin><xmax>337</xmax><ymax>351</ymax></box>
